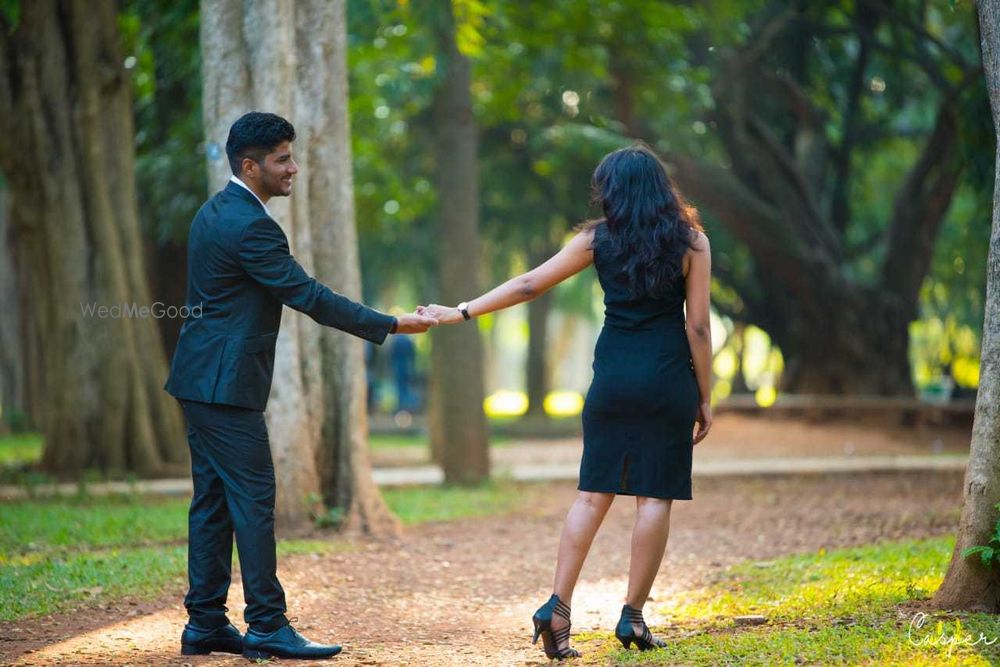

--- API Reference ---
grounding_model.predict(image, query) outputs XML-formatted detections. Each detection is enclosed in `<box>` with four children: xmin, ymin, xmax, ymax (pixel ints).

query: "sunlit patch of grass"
<box><xmin>579</xmin><ymin>536</ymin><xmax>1000</xmax><ymax>666</ymax></box>
<box><xmin>369</xmin><ymin>432</ymin><xmax>427</xmax><ymax>449</ymax></box>
<box><xmin>666</xmin><ymin>538</ymin><xmax>950</xmax><ymax>625</ymax></box>
<box><xmin>0</xmin><ymin>432</ymin><xmax>43</xmax><ymax>465</ymax></box>
<box><xmin>368</xmin><ymin>431</ymin><xmax>515</xmax><ymax>450</ymax></box>
<box><xmin>381</xmin><ymin>479</ymin><xmax>541</xmax><ymax>524</ymax></box>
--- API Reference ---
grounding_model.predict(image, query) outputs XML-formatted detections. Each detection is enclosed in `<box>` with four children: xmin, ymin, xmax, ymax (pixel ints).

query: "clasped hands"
<box><xmin>393</xmin><ymin>304</ymin><xmax>463</xmax><ymax>334</ymax></box>
<box><xmin>416</xmin><ymin>304</ymin><xmax>465</xmax><ymax>325</ymax></box>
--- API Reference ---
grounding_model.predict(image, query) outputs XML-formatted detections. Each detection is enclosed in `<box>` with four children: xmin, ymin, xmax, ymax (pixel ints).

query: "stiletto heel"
<box><xmin>531</xmin><ymin>594</ymin><xmax>581</xmax><ymax>660</ymax></box>
<box><xmin>615</xmin><ymin>604</ymin><xmax>666</xmax><ymax>651</ymax></box>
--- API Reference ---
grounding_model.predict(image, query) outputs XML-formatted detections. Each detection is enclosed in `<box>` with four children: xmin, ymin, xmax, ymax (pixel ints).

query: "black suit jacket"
<box><xmin>165</xmin><ymin>181</ymin><xmax>395</xmax><ymax>411</ymax></box>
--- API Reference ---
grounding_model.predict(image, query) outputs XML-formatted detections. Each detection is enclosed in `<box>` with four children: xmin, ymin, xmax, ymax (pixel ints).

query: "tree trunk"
<box><xmin>148</xmin><ymin>240</ymin><xmax>188</xmax><ymax>358</ymax></box>
<box><xmin>429</xmin><ymin>0</ymin><xmax>490</xmax><ymax>484</ymax></box>
<box><xmin>200</xmin><ymin>0</ymin><xmax>394</xmax><ymax>534</ymax></box>
<box><xmin>525</xmin><ymin>246</ymin><xmax>556</xmax><ymax>418</ymax></box>
<box><xmin>0</xmin><ymin>185</ymin><xmax>19</xmax><ymax>433</ymax></box>
<box><xmin>0</xmin><ymin>0</ymin><xmax>187</xmax><ymax>475</ymax></box>
<box><xmin>0</xmin><ymin>183</ymin><xmax>33</xmax><ymax>433</ymax></box>
<box><xmin>525</xmin><ymin>291</ymin><xmax>553</xmax><ymax>418</ymax></box>
<box><xmin>300</xmin><ymin>1</ymin><xmax>398</xmax><ymax>535</ymax></box>
<box><xmin>763</xmin><ymin>284</ymin><xmax>913</xmax><ymax>395</ymax></box>
<box><xmin>932</xmin><ymin>0</ymin><xmax>1000</xmax><ymax>613</ymax></box>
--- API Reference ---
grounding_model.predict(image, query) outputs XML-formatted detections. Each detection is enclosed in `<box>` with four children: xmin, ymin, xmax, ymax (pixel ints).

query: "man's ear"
<box><xmin>241</xmin><ymin>157</ymin><xmax>257</xmax><ymax>179</ymax></box>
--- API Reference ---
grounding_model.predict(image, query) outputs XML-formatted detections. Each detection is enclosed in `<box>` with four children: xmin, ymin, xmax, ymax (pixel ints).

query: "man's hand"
<box><xmin>416</xmin><ymin>304</ymin><xmax>464</xmax><ymax>324</ymax></box>
<box><xmin>394</xmin><ymin>312</ymin><xmax>439</xmax><ymax>334</ymax></box>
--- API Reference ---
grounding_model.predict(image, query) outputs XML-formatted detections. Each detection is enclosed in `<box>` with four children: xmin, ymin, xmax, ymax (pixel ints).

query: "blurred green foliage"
<box><xmin>118</xmin><ymin>0</ymin><xmax>992</xmax><ymax>390</ymax></box>
<box><xmin>121</xmin><ymin>0</ymin><xmax>203</xmax><ymax>245</ymax></box>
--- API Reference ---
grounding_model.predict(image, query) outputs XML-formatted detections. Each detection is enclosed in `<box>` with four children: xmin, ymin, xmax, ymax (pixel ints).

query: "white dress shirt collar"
<box><xmin>229</xmin><ymin>175</ymin><xmax>272</xmax><ymax>217</ymax></box>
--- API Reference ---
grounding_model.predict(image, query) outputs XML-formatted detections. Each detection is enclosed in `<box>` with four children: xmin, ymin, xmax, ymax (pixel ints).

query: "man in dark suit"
<box><xmin>165</xmin><ymin>112</ymin><xmax>436</xmax><ymax>660</ymax></box>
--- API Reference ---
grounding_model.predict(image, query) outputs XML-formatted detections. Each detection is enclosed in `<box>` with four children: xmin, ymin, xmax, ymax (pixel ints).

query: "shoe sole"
<box><xmin>181</xmin><ymin>641</ymin><xmax>242</xmax><ymax>655</ymax></box>
<box><xmin>242</xmin><ymin>647</ymin><xmax>343</xmax><ymax>660</ymax></box>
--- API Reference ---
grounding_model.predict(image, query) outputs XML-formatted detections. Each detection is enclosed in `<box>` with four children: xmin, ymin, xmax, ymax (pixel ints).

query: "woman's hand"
<box><xmin>693</xmin><ymin>401</ymin><xmax>712</xmax><ymax>444</ymax></box>
<box><xmin>417</xmin><ymin>304</ymin><xmax>465</xmax><ymax>325</ymax></box>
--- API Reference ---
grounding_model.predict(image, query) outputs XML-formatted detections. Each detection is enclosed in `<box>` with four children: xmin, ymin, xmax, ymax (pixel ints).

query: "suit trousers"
<box><xmin>179</xmin><ymin>399</ymin><xmax>288</xmax><ymax>631</ymax></box>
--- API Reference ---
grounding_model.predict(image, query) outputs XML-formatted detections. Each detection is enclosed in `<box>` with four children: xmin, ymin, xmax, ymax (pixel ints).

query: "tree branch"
<box><xmin>663</xmin><ymin>153</ymin><xmax>813</xmax><ymax>284</ymax></box>
<box><xmin>745</xmin><ymin>114</ymin><xmax>840</xmax><ymax>255</ymax></box>
<box><xmin>831</xmin><ymin>4</ymin><xmax>878</xmax><ymax>234</ymax></box>
<box><xmin>743</xmin><ymin>69</ymin><xmax>830</xmax><ymax>198</ymax></box>
<box><xmin>711</xmin><ymin>259</ymin><xmax>771</xmax><ymax>330</ymax></box>
<box><xmin>881</xmin><ymin>98</ymin><xmax>963</xmax><ymax>306</ymax></box>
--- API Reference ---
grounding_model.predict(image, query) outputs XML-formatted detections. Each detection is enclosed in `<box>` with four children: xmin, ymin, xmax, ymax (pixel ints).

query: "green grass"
<box><xmin>0</xmin><ymin>432</ymin><xmax>43</xmax><ymax>466</ymax></box>
<box><xmin>0</xmin><ymin>480</ymin><xmax>539</xmax><ymax>622</ymax></box>
<box><xmin>381</xmin><ymin>479</ymin><xmax>540</xmax><ymax>524</ymax></box>
<box><xmin>1</xmin><ymin>495</ymin><xmax>189</xmax><ymax>554</ymax></box>
<box><xmin>369</xmin><ymin>432</ymin><xmax>516</xmax><ymax>450</ymax></box>
<box><xmin>0</xmin><ymin>494</ymin><xmax>341</xmax><ymax>622</ymax></box>
<box><xmin>581</xmin><ymin>536</ymin><xmax>1000</xmax><ymax>666</ymax></box>
<box><xmin>1</xmin><ymin>430</ymin><xmax>522</xmax><ymax>462</ymax></box>
<box><xmin>369</xmin><ymin>432</ymin><xmax>427</xmax><ymax>449</ymax></box>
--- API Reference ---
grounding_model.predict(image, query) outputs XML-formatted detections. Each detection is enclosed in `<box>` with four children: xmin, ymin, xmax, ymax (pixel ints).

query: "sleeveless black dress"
<box><xmin>579</xmin><ymin>223</ymin><xmax>700</xmax><ymax>500</ymax></box>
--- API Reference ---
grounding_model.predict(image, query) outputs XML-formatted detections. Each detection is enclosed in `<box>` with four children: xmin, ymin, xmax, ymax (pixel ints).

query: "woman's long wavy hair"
<box><xmin>587</xmin><ymin>144</ymin><xmax>703</xmax><ymax>299</ymax></box>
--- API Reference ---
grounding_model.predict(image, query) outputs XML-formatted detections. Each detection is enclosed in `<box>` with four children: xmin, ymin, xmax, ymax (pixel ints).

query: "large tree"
<box><xmin>428</xmin><ymin>0</ymin><xmax>490</xmax><ymax>483</ymax></box>
<box><xmin>0</xmin><ymin>0</ymin><xmax>187</xmax><ymax>475</ymax></box>
<box><xmin>932</xmin><ymin>0</ymin><xmax>1000</xmax><ymax>613</ymax></box>
<box><xmin>487</xmin><ymin>0</ymin><xmax>984</xmax><ymax>395</ymax></box>
<box><xmin>201</xmin><ymin>0</ymin><xmax>396</xmax><ymax>533</ymax></box>
<box><xmin>659</xmin><ymin>4</ymin><xmax>979</xmax><ymax>394</ymax></box>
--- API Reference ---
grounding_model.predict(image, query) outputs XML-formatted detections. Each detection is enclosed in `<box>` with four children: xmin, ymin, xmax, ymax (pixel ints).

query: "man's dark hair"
<box><xmin>225</xmin><ymin>112</ymin><xmax>296</xmax><ymax>175</ymax></box>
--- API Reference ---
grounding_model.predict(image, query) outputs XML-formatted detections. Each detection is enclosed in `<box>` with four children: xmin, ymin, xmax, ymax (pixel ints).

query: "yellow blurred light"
<box><xmin>952</xmin><ymin>357</ymin><xmax>980</xmax><ymax>388</ymax></box>
<box><xmin>767</xmin><ymin>347</ymin><xmax>784</xmax><ymax>375</ymax></box>
<box><xmin>742</xmin><ymin>325</ymin><xmax>771</xmax><ymax>386</ymax></box>
<box><xmin>483</xmin><ymin>390</ymin><xmax>528</xmax><ymax>417</ymax></box>
<box><xmin>711</xmin><ymin>379</ymin><xmax>732</xmax><ymax>404</ymax></box>
<box><xmin>755</xmin><ymin>385</ymin><xmax>778</xmax><ymax>408</ymax></box>
<box><xmin>713</xmin><ymin>347</ymin><xmax>738</xmax><ymax>380</ymax></box>
<box><xmin>544</xmin><ymin>391</ymin><xmax>584</xmax><ymax>417</ymax></box>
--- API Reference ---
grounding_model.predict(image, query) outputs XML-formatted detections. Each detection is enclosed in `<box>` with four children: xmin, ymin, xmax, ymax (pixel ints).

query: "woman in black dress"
<box><xmin>420</xmin><ymin>144</ymin><xmax>713</xmax><ymax>659</ymax></box>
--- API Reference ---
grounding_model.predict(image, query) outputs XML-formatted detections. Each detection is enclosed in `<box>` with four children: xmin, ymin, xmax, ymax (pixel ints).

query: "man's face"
<box><xmin>246</xmin><ymin>140</ymin><xmax>298</xmax><ymax>197</ymax></box>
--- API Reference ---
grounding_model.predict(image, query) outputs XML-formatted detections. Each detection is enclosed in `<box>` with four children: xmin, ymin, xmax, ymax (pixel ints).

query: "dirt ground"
<box><xmin>372</xmin><ymin>412</ymin><xmax>972</xmax><ymax>468</ymax></box>
<box><xmin>2</xmin><ymin>465</ymin><xmax>966</xmax><ymax>666</ymax></box>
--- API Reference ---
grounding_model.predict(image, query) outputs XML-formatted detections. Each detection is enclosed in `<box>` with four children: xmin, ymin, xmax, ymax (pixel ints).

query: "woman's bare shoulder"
<box><xmin>688</xmin><ymin>229</ymin><xmax>710</xmax><ymax>253</ymax></box>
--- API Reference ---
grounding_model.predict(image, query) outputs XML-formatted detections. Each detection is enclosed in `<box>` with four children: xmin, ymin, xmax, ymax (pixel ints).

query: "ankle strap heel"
<box><xmin>615</xmin><ymin>604</ymin><xmax>666</xmax><ymax>651</ymax></box>
<box><xmin>531</xmin><ymin>594</ymin><xmax>581</xmax><ymax>660</ymax></box>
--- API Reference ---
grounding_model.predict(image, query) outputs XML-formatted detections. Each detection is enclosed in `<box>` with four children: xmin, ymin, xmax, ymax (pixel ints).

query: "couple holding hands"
<box><xmin>165</xmin><ymin>111</ymin><xmax>712</xmax><ymax>660</ymax></box>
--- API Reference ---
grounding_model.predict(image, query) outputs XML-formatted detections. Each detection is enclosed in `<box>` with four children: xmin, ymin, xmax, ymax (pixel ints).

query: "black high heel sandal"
<box><xmin>615</xmin><ymin>604</ymin><xmax>667</xmax><ymax>650</ymax></box>
<box><xmin>531</xmin><ymin>594</ymin><xmax>581</xmax><ymax>660</ymax></box>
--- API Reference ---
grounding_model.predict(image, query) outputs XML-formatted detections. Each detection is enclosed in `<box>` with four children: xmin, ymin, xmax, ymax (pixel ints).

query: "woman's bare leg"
<box><xmin>549</xmin><ymin>491</ymin><xmax>615</xmax><ymax>641</ymax></box>
<box><xmin>625</xmin><ymin>496</ymin><xmax>673</xmax><ymax>610</ymax></box>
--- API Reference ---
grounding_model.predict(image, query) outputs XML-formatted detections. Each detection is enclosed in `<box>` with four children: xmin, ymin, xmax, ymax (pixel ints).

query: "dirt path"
<box><xmin>372</xmin><ymin>413</ymin><xmax>972</xmax><ymax>468</ymax></box>
<box><xmin>2</xmin><ymin>469</ymin><xmax>965</xmax><ymax>666</ymax></box>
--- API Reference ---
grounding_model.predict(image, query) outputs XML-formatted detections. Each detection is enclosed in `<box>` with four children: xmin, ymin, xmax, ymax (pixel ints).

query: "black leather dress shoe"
<box><xmin>180</xmin><ymin>621</ymin><xmax>243</xmax><ymax>655</ymax></box>
<box><xmin>242</xmin><ymin>624</ymin><xmax>342</xmax><ymax>660</ymax></box>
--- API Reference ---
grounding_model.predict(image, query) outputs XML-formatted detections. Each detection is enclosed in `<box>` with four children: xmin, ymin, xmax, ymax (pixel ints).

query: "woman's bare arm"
<box><xmin>421</xmin><ymin>228</ymin><xmax>595</xmax><ymax>323</ymax></box>
<box><xmin>685</xmin><ymin>231</ymin><xmax>713</xmax><ymax>443</ymax></box>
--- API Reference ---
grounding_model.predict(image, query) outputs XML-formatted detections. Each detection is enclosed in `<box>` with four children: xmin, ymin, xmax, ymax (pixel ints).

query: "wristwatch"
<box><xmin>457</xmin><ymin>302</ymin><xmax>471</xmax><ymax>321</ymax></box>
